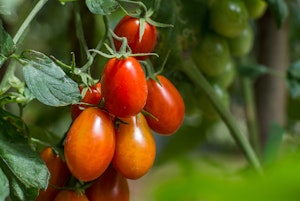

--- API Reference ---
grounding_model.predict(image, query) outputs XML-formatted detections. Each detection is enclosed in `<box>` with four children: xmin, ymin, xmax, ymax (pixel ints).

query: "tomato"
<box><xmin>244</xmin><ymin>0</ymin><xmax>267</xmax><ymax>19</ymax></box>
<box><xmin>198</xmin><ymin>84</ymin><xmax>230</xmax><ymax>120</ymax></box>
<box><xmin>210</xmin><ymin>0</ymin><xmax>248</xmax><ymax>38</ymax></box>
<box><xmin>193</xmin><ymin>33</ymin><xmax>231</xmax><ymax>76</ymax></box>
<box><xmin>71</xmin><ymin>83</ymin><xmax>102</xmax><ymax>120</ymax></box>
<box><xmin>54</xmin><ymin>190</ymin><xmax>88</xmax><ymax>201</ymax></box>
<box><xmin>228</xmin><ymin>22</ymin><xmax>254</xmax><ymax>57</ymax></box>
<box><xmin>144</xmin><ymin>75</ymin><xmax>185</xmax><ymax>135</ymax></box>
<box><xmin>86</xmin><ymin>166</ymin><xmax>129</xmax><ymax>201</ymax></box>
<box><xmin>35</xmin><ymin>147</ymin><xmax>70</xmax><ymax>201</ymax></box>
<box><xmin>113</xmin><ymin>15</ymin><xmax>157</xmax><ymax>60</ymax></box>
<box><xmin>64</xmin><ymin>107</ymin><xmax>115</xmax><ymax>182</ymax></box>
<box><xmin>101</xmin><ymin>57</ymin><xmax>148</xmax><ymax>117</ymax></box>
<box><xmin>113</xmin><ymin>114</ymin><xmax>156</xmax><ymax>179</ymax></box>
<box><xmin>206</xmin><ymin>59</ymin><xmax>236</xmax><ymax>89</ymax></box>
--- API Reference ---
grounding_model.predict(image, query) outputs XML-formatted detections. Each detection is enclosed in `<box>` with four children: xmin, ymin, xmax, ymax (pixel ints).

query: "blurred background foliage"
<box><xmin>2</xmin><ymin>0</ymin><xmax>300</xmax><ymax>200</ymax></box>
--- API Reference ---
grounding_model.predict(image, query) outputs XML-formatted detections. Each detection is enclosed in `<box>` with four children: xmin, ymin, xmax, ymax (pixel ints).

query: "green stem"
<box><xmin>182</xmin><ymin>57</ymin><xmax>263</xmax><ymax>175</ymax></box>
<box><xmin>13</xmin><ymin>0</ymin><xmax>48</xmax><ymax>44</ymax></box>
<box><xmin>242</xmin><ymin>78</ymin><xmax>261</xmax><ymax>159</ymax></box>
<box><xmin>74</xmin><ymin>4</ymin><xmax>91</xmax><ymax>69</ymax></box>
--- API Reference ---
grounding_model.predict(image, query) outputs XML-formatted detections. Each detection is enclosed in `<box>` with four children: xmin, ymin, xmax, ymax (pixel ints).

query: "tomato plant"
<box><xmin>35</xmin><ymin>147</ymin><xmax>70</xmax><ymax>201</ymax></box>
<box><xmin>101</xmin><ymin>57</ymin><xmax>148</xmax><ymax>117</ymax></box>
<box><xmin>64</xmin><ymin>107</ymin><xmax>115</xmax><ymax>182</ymax></box>
<box><xmin>86</xmin><ymin>166</ymin><xmax>129</xmax><ymax>201</ymax></box>
<box><xmin>71</xmin><ymin>83</ymin><xmax>102</xmax><ymax>120</ymax></box>
<box><xmin>1</xmin><ymin>0</ymin><xmax>296</xmax><ymax>200</ymax></box>
<box><xmin>113</xmin><ymin>15</ymin><xmax>157</xmax><ymax>60</ymax></box>
<box><xmin>144</xmin><ymin>75</ymin><xmax>185</xmax><ymax>135</ymax></box>
<box><xmin>113</xmin><ymin>114</ymin><xmax>156</xmax><ymax>179</ymax></box>
<box><xmin>54</xmin><ymin>190</ymin><xmax>88</xmax><ymax>201</ymax></box>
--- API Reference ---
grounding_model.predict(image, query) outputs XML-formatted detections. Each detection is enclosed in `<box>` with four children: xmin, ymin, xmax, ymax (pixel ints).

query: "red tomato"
<box><xmin>86</xmin><ymin>166</ymin><xmax>129</xmax><ymax>201</ymax></box>
<box><xmin>71</xmin><ymin>83</ymin><xmax>102</xmax><ymax>120</ymax></box>
<box><xmin>64</xmin><ymin>107</ymin><xmax>115</xmax><ymax>182</ymax></box>
<box><xmin>144</xmin><ymin>75</ymin><xmax>185</xmax><ymax>135</ymax></box>
<box><xmin>113</xmin><ymin>114</ymin><xmax>156</xmax><ymax>179</ymax></box>
<box><xmin>101</xmin><ymin>57</ymin><xmax>148</xmax><ymax>117</ymax></box>
<box><xmin>54</xmin><ymin>190</ymin><xmax>88</xmax><ymax>201</ymax></box>
<box><xmin>35</xmin><ymin>147</ymin><xmax>70</xmax><ymax>201</ymax></box>
<box><xmin>113</xmin><ymin>15</ymin><xmax>157</xmax><ymax>60</ymax></box>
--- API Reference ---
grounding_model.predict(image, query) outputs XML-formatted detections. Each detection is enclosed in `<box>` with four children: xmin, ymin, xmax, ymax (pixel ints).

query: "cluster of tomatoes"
<box><xmin>192</xmin><ymin>0</ymin><xmax>266</xmax><ymax>120</ymax></box>
<box><xmin>35</xmin><ymin>14</ymin><xmax>185</xmax><ymax>201</ymax></box>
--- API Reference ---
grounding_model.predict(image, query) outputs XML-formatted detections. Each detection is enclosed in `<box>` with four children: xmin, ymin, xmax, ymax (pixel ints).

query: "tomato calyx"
<box><xmin>89</xmin><ymin>38</ymin><xmax>158</xmax><ymax>60</ymax></box>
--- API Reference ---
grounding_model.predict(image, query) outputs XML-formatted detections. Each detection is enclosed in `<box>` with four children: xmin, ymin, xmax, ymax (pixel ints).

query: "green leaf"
<box><xmin>0</xmin><ymin>21</ymin><xmax>16</xmax><ymax>66</ymax></box>
<box><xmin>287</xmin><ymin>60</ymin><xmax>300</xmax><ymax>98</ymax></box>
<box><xmin>85</xmin><ymin>0</ymin><xmax>119</xmax><ymax>15</ymax></box>
<box><xmin>0</xmin><ymin>168</ymin><xmax>9</xmax><ymax>201</ymax></box>
<box><xmin>265</xmin><ymin>0</ymin><xmax>289</xmax><ymax>28</ymax></box>
<box><xmin>0</xmin><ymin>108</ymin><xmax>50</xmax><ymax>201</ymax></box>
<box><xmin>22</xmin><ymin>50</ymin><xmax>81</xmax><ymax>107</ymax></box>
<box><xmin>237</xmin><ymin>64</ymin><xmax>269</xmax><ymax>79</ymax></box>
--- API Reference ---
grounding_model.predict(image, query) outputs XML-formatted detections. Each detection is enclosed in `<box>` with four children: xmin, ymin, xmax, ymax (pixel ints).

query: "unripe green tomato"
<box><xmin>210</xmin><ymin>0</ymin><xmax>248</xmax><ymax>38</ymax></box>
<box><xmin>198</xmin><ymin>84</ymin><xmax>230</xmax><ymax>120</ymax></box>
<box><xmin>244</xmin><ymin>0</ymin><xmax>267</xmax><ymax>19</ymax></box>
<box><xmin>193</xmin><ymin>33</ymin><xmax>231</xmax><ymax>76</ymax></box>
<box><xmin>228</xmin><ymin>23</ymin><xmax>254</xmax><ymax>57</ymax></box>
<box><xmin>206</xmin><ymin>59</ymin><xmax>236</xmax><ymax>88</ymax></box>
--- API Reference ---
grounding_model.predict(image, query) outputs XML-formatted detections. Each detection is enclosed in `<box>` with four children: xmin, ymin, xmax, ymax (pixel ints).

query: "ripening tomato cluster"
<box><xmin>192</xmin><ymin>0</ymin><xmax>266</xmax><ymax>120</ymax></box>
<box><xmin>35</xmin><ymin>15</ymin><xmax>185</xmax><ymax>201</ymax></box>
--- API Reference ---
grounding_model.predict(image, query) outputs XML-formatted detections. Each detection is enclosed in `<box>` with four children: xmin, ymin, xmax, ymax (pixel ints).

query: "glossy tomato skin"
<box><xmin>35</xmin><ymin>147</ymin><xmax>70</xmax><ymax>201</ymax></box>
<box><xmin>64</xmin><ymin>107</ymin><xmax>115</xmax><ymax>182</ymax></box>
<box><xmin>113</xmin><ymin>114</ymin><xmax>156</xmax><ymax>179</ymax></box>
<box><xmin>86</xmin><ymin>166</ymin><xmax>129</xmax><ymax>201</ymax></box>
<box><xmin>144</xmin><ymin>75</ymin><xmax>185</xmax><ymax>135</ymax></box>
<box><xmin>54</xmin><ymin>190</ymin><xmax>88</xmax><ymax>201</ymax></box>
<box><xmin>101</xmin><ymin>57</ymin><xmax>148</xmax><ymax>118</ymax></box>
<box><xmin>114</xmin><ymin>15</ymin><xmax>157</xmax><ymax>60</ymax></box>
<box><xmin>71</xmin><ymin>83</ymin><xmax>102</xmax><ymax>120</ymax></box>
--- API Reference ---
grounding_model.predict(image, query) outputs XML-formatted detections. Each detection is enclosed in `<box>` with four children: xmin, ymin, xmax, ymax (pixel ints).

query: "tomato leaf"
<box><xmin>0</xmin><ymin>21</ymin><xmax>16</xmax><ymax>66</ymax></box>
<box><xmin>0</xmin><ymin>108</ymin><xmax>50</xmax><ymax>201</ymax></box>
<box><xmin>85</xmin><ymin>0</ymin><xmax>119</xmax><ymax>15</ymax></box>
<box><xmin>22</xmin><ymin>50</ymin><xmax>81</xmax><ymax>107</ymax></box>
<box><xmin>237</xmin><ymin>64</ymin><xmax>269</xmax><ymax>79</ymax></box>
<box><xmin>265</xmin><ymin>0</ymin><xmax>289</xmax><ymax>28</ymax></box>
<box><xmin>0</xmin><ymin>168</ymin><xmax>9</xmax><ymax>201</ymax></box>
<box><xmin>286</xmin><ymin>60</ymin><xmax>300</xmax><ymax>98</ymax></box>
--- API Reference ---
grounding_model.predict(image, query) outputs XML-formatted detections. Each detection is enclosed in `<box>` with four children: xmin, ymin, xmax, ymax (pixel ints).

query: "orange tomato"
<box><xmin>35</xmin><ymin>147</ymin><xmax>70</xmax><ymax>201</ymax></box>
<box><xmin>113</xmin><ymin>114</ymin><xmax>156</xmax><ymax>179</ymax></box>
<box><xmin>64</xmin><ymin>107</ymin><xmax>115</xmax><ymax>182</ymax></box>
<box><xmin>86</xmin><ymin>166</ymin><xmax>129</xmax><ymax>201</ymax></box>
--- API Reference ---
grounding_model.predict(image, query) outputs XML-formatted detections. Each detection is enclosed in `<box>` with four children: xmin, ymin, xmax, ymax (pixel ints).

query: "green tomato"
<box><xmin>198</xmin><ymin>84</ymin><xmax>230</xmax><ymax>120</ymax></box>
<box><xmin>206</xmin><ymin>59</ymin><xmax>236</xmax><ymax>88</ymax></box>
<box><xmin>193</xmin><ymin>33</ymin><xmax>231</xmax><ymax>76</ymax></box>
<box><xmin>228</xmin><ymin>22</ymin><xmax>254</xmax><ymax>57</ymax></box>
<box><xmin>244</xmin><ymin>0</ymin><xmax>267</xmax><ymax>19</ymax></box>
<box><xmin>210</xmin><ymin>0</ymin><xmax>248</xmax><ymax>38</ymax></box>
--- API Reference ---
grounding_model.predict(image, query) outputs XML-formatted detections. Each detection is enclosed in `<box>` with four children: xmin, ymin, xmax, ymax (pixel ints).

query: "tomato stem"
<box><xmin>242</xmin><ymin>78</ymin><xmax>261</xmax><ymax>158</ymax></box>
<box><xmin>182</xmin><ymin>57</ymin><xmax>263</xmax><ymax>175</ymax></box>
